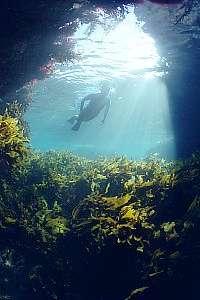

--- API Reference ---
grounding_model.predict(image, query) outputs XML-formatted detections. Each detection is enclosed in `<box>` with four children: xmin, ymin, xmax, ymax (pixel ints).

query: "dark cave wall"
<box><xmin>135</xmin><ymin>1</ymin><xmax>200</xmax><ymax>158</ymax></box>
<box><xmin>165</xmin><ymin>67</ymin><xmax>200</xmax><ymax>158</ymax></box>
<box><xmin>0</xmin><ymin>0</ymin><xmax>76</xmax><ymax>99</ymax></box>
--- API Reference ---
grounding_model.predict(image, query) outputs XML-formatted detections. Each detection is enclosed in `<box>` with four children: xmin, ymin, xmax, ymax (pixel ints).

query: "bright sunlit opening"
<box><xmin>55</xmin><ymin>6</ymin><xmax>161</xmax><ymax>84</ymax></box>
<box><xmin>103</xmin><ymin>12</ymin><xmax>159</xmax><ymax>72</ymax></box>
<box><xmin>25</xmin><ymin>5</ymin><xmax>176</xmax><ymax>160</ymax></box>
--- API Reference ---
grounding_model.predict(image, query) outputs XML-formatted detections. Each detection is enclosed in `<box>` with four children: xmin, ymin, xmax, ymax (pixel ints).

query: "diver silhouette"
<box><xmin>68</xmin><ymin>83</ymin><xmax>111</xmax><ymax>131</ymax></box>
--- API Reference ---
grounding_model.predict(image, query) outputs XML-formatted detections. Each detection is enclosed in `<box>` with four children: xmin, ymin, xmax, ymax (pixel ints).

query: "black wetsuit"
<box><xmin>71</xmin><ymin>92</ymin><xmax>110</xmax><ymax>131</ymax></box>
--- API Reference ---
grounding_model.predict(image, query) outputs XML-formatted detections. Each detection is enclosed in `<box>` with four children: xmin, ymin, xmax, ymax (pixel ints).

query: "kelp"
<box><xmin>0</xmin><ymin>114</ymin><xmax>28</xmax><ymax>170</ymax></box>
<box><xmin>0</xmin><ymin>143</ymin><xmax>200</xmax><ymax>299</ymax></box>
<box><xmin>33</xmin><ymin>198</ymin><xmax>70</xmax><ymax>240</ymax></box>
<box><xmin>72</xmin><ymin>192</ymin><xmax>155</xmax><ymax>252</ymax></box>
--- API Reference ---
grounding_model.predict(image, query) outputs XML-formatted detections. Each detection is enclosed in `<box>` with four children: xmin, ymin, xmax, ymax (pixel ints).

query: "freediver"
<box><xmin>68</xmin><ymin>83</ymin><xmax>111</xmax><ymax>131</ymax></box>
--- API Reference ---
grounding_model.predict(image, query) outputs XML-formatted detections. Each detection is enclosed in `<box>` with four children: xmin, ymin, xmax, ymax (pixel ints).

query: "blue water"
<box><xmin>25</xmin><ymin>6</ymin><xmax>176</xmax><ymax>160</ymax></box>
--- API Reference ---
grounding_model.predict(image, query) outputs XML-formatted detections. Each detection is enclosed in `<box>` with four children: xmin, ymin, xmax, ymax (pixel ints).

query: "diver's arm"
<box><xmin>80</xmin><ymin>95</ymin><xmax>91</xmax><ymax>112</ymax></box>
<box><xmin>80</xmin><ymin>99</ymin><xmax>85</xmax><ymax>112</ymax></box>
<box><xmin>101</xmin><ymin>100</ymin><xmax>110</xmax><ymax>124</ymax></box>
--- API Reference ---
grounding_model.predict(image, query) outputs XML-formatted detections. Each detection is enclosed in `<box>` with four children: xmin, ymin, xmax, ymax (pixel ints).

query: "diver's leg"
<box><xmin>68</xmin><ymin>115</ymin><xmax>79</xmax><ymax>124</ymax></box>
<box><xmin>72</xmin><ymin>119</ymin><xmax>82</xmax><ymax>131</ymax></box>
